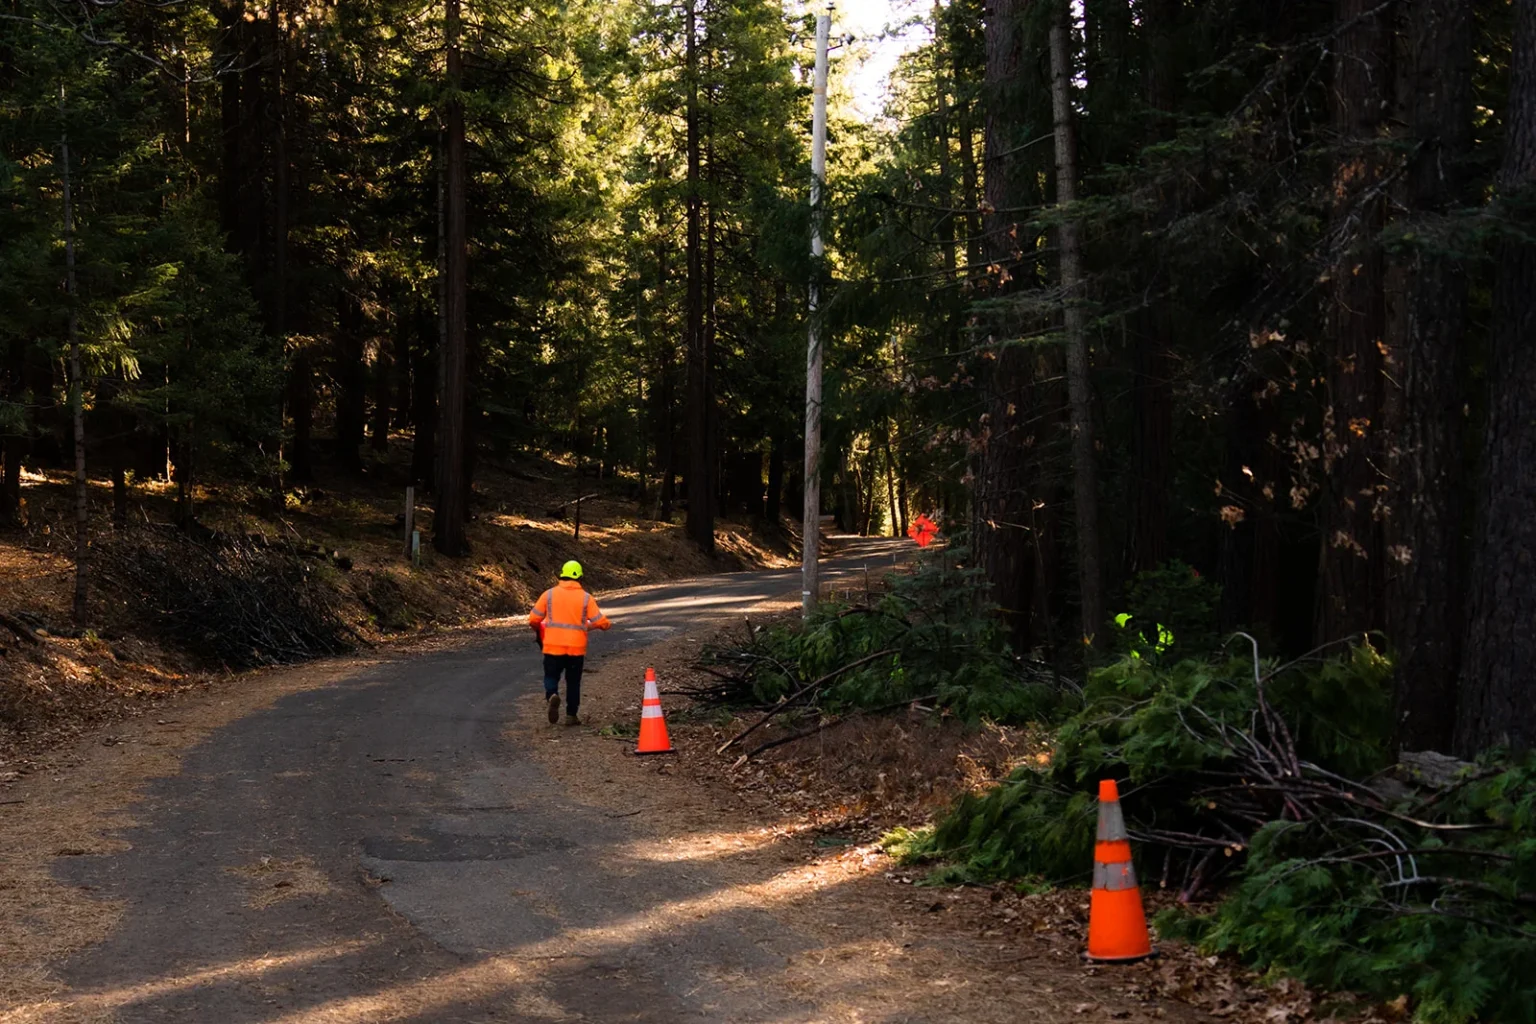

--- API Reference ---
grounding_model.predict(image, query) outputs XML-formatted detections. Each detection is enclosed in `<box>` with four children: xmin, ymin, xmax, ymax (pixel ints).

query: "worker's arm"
<box><xmin>528</xmin><ymin>591</ymin><xmax>548</xmax><ymax>626</ymax></box>
<box><xmin>587</xmin><ymin>595</ymin><xmax>612</xmax><ymax>631</ymax></box>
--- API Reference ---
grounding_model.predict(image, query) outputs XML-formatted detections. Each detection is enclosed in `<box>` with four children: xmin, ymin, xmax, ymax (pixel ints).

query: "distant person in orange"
<box><xmin>528</xmin><ymin>560</ymin><xmax>611</xmax><ymax>726</ymax></box>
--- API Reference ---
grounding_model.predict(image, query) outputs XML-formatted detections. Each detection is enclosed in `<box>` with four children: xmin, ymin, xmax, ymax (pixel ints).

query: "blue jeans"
<box><xmin>543</xmin><ymin>654</ymin><xmax>584</xmax><ymax>714</ymax></box>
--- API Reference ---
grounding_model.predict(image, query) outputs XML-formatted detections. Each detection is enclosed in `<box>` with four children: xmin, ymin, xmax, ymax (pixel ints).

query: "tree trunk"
<box><xmin>410</xmin><ymin>299</ymin><xmax>438</xmax><ymax>489</ymax></box>
<box><xmin>238</xmin><ymin>16</ymin><xmax>265</xmax><ymax>278</ymax></box>
<box><xmin>1383</xmin><ymin>0</ymin><xmax>1472</xmax><ymax>754</ymax></box>
<box><xmin>1318</xmin><ymin>0</ymin><xmax>1391</xmax><ymax>642</ymax></box>
<box><xmin>219</xmin><ymin>2</ymin><xmax>262</xmax><ymax>261</ymax></box>
<box><xmin>270</xmin><ymin>0</ymin><xmax>289</xmax><ymax>341</ymax></box>
<box><xmin>1457</xmin><ymin>0</ymin><xmax>1536</xmax><ymax>757</ymax></box>
<box><xmin>1126</xmin><ymin>330</ymin><xmax>1173</xmax><ymax>574</ymax></box>
<box><xmin>434</xmin><ymin>0</ymin><xmax>470</xmax><ymax>556</ymax></box>
<box><xmin>1142</xmin><ymin>0</ymin><xmax>1182</xmax><ymax>124</ymax></box>
<box><xmin>1083</xmin><ymin>0</ymin><xmax>1132</xmax><ymax>163</ymax></box>
<box><xmin>3</xmin><ymin>337</ymin><xmax>25</xmax><ymax>527</ymax></box>
<box><xmin>336</xmin><ymin>290</ymin><xmax>367</xmax><ymax>473</ymax></box>
<box><xmin>980</xmin><ymin>0</ymin><xmax>1024</xmax><ymax>264</ymax></box>
<box><xmin>60</xmin><ymin>102</ymin><xmax>88</xmax><ymax>626</ymax></box>
<box><xmin>838</xmin><ymin>452</ymin><xmax>859</xmax><ymax>535</ymax></box>
<box><xmin>949</xmin><ymin>5</ymin><xmax>982</xmax><ymax>273</ymax></box>
<box><xmin>766</xmin><ymin>438</ymin><xmax>784</xmax><ymax>522</ymax></box>
<box><xmin>2</xmin><ymin>433</ymin><xmax>23</xmax><ymax>527</ymax></box>
<box><xmin>111</xmin><ymin>427</ymin><xmax>128</xmax><ymax>530</ymax></box>
<box><xmin>859</xmin><ymin>448</ymin><xmax>877</xmax><ymax>536</ymax></box>
<box><xmin>288</xmin><ymin>349</ymin><xmax>313</xmax><ymax>481</ymax></box>
<box><xmin>704</xmin><ymin>164</ymin><xmax>720</xmax><ymax>522</ymax></box>
<box><xmin>176</xmin><ymin>432</ymin><xmax>196</xmax><ymax>528</ymax></box>
<box><xmin>650</xmin><ymin>236</ymin><xmax>674</xmax><ymax>521</ymax></box>
<box><xmin>372</xmin><ymin>310</ymin><xmax>397</xmax><ymax>452</ymax></box>
<box><xmin>394</xmin><ymin>316</ymin><xmax>414</xmax><ymax>430</ymax></box>
<box><xmin>266</xmin><ymin>7</ymin><xmax>288</xmax><ymax>523</ymax></box>
<box><xmin>1049</xmin><ymin>0</ymin><xmax>1105</xmax><ymax>642</ymax></box>
<box><xmin>1125</xmin><ymin>0</ymin><xmax>1181</xmax><ymax>576</ymax></box>
<box><xmin>1218</xmin><ymin>375</ymin><xmax>1283</xmax><ymax>643</ymax></box>
<box><xmin>218</xmin><ymin>2</ymin><xmax>243</xmax><ymax>244</ymax></box>
<box><xmin>658</xmin><ymin>350</ymin><xmax>676</xmax><ymax>521</ymax></box>
<box><xmin>932</xmin><ymin>2</ymin><xmax>958</xmax><ymax>277</ymax></box>
<box><xmin>974</xmin><ymin>0</ymin><xmax>1038</xmax><ymax>642</ymax></box>
<box><xmin>684</xmin><ymin>0</ymin><xmax>713</xmax><ymax>553</ymax></box>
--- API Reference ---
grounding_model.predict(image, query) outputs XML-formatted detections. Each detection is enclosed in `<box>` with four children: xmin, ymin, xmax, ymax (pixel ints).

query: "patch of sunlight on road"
<box><xmin>263</xmin><ymin>859</ymin><xmax>863</xmax><ymax>1023</ymax></box>
<box><xmin>614</xmin><ymin>824</ymin><xmax>800</xmax><ymax>863</ymax></box>
<box><xmin>600</xmin><ymin>591</ymin><xmax>793</xmax><ymax>617</ymax></box>
<box><xmin>2</xmin><ymin>941</ymin><xmax>369</xmax><ymax>1023</ymax></box>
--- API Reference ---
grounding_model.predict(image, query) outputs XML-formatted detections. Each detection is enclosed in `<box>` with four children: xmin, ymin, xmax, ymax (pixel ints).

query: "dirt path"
<box><xmin>0</xmin><ymin>541</ymin><xmax>1208</xmax><ymax>1023</ymax></box>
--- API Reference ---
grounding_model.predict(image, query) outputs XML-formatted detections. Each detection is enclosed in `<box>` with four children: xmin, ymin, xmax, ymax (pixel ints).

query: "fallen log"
<box><xmin>0</xmin><ymin>612</ymin><xmax>41</xmax><ymax>645</ymax></box>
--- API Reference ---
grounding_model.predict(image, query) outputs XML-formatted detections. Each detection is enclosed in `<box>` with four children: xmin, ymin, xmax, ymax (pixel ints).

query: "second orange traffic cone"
<box><xmin>1085</xmin><ymin>779</ymin><xmax>1154</xmax><ymax>962</ymax></box>
<box><xmin>634</xmin><ymin>667</ymin><xmax>675</xmax><ymax>755</ymax></box>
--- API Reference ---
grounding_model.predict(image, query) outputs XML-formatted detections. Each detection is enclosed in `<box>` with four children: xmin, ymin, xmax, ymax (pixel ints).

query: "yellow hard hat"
<box><xmin>560</xmin><ymin>560</ymin><xmax>583</xmax><ymax>580</ymax></box>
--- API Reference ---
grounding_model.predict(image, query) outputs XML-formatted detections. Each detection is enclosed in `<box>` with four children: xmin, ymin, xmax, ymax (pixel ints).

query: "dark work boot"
<box><xmin>546</xmin><ymin>693</ymin><xmax>561</xmax><ymax>725</ymax></box>
<box><xmin>564</xmin><ymin>711</ymin><xmax>582</xmax><ymax>727</ymax></box>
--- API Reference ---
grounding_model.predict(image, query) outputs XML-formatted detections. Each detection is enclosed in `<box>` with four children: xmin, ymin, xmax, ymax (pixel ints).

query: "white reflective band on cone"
<box><xmin>643</xmin><ymin>680</ymin><xmax>660</xmax><ymax>701</ymax></box>
<box><xmin>1096</xmin><ymin>801</ymin><xmax>1128</xmax><ymax>841</ymax></box>
<box><xmin>1093</xmin><ymin>860</ymin><xmax>1139</xmax><ymax>892</ymax></box>
<box><xmin>641</xmin><ymin>704</ymin><xmax>664</xmax><ymax>719</ymax></box>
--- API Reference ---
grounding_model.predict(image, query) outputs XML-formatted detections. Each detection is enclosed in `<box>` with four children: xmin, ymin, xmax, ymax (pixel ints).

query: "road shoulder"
<box><xmin>0</xmin><ymin>624</ymin><xmax>511</xmax><ymax>1022</ymax></box>
<box><xmin>519</xmin><ymin>609</ymin><xmax>1211</xmax><ymax>1024</ymax></box>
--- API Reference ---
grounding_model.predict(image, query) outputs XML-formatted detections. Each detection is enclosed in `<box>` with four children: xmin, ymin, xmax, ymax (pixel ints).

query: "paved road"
<box><xmin>57</xmin><ymin>538</ymin><xmax>909</xmax><ymax>1023</ymax></box>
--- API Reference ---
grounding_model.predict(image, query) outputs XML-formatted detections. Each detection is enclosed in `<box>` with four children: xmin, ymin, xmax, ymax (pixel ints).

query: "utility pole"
<box><xmin>801</xmin><ymin>5</ymin><xmax>831</xmax><ymax>620</ymax></box>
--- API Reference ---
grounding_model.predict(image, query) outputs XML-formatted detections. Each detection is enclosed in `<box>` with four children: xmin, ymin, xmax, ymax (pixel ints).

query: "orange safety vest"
<box><xmin>528</xmin><ymin>580</ymin><xmax>610</xmax><ymax>656</ymax></box>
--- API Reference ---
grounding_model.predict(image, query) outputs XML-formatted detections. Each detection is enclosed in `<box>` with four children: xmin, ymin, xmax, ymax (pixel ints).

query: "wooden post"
<box><xmin>403</xmin><ymin>486</ymin><xmax>415</xmax><ymax>559</ymax></box>
<box><xmin>574</xmin><ymin>494</ymin><xmax>582</xmax><ymax>541</ymax></box>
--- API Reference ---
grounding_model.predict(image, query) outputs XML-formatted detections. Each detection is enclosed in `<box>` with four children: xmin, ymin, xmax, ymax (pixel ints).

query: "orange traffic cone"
<box><xmin>634</xmin><ymin>667</ymin><xmax>675</xmax><ymax>755</ymax></box>
<box><xmin>1085</xmin><ymin>779</ymin><xmax>1154</xmax><ymax>962</ymax></box>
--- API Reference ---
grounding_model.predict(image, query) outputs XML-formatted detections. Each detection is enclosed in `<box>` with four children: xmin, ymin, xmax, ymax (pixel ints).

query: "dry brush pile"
<box><xmin>94</xmin><ymin>527</ymin><xmax>356</xmax><ymax>669</ymax></box>
<box><xmin>687</xmin><ymin>549</ymin><xmax>1059</xmax><ymax>759</ymax></box>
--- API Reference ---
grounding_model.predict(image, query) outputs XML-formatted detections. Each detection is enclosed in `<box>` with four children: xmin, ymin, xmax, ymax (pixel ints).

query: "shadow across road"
<box><xmin>50</xmin><ymin>537</ymin><xmax>922</xmax><ymax>1023</ymax></box>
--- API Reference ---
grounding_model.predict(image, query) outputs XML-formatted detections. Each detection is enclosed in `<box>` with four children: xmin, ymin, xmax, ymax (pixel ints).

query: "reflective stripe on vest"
<box><xmin>541</xmin><ymin>588</ymin><xmax>594</xmax><ymax>633</ymax></box>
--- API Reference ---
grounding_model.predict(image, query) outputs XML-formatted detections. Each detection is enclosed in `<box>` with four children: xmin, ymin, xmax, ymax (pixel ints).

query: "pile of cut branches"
<box><xmin>95</xmin><ymin>527</ymin><xmax>356</xmax><ymax>669</ymax></box>
<box><xmin>691</xmin><ymin>548</ymin><xmax>1058</xmax><ymax>758</ymax></box>
<box><xmin>898</xmin><ymin>638</ymin><xmax>1536</xmax><ymax>1022</ymax></box>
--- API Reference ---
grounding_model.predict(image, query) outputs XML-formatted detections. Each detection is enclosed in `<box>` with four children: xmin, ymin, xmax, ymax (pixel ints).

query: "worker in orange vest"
<box><xmin>528</xmin><ymin>560</ymin><xmax>612</xmax><ymax>726</ymax></box>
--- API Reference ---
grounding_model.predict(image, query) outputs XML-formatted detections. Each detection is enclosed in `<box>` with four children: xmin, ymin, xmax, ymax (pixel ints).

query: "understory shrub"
<box><xmin>1107</xmin><ymin>560</ymin><xmax>1222</xmax><ymax>663</ymax></box>
<box><xmin>702</xmin><ymin>542</ymin><xmax>1057</xmax><ymax>723</ymax></box>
